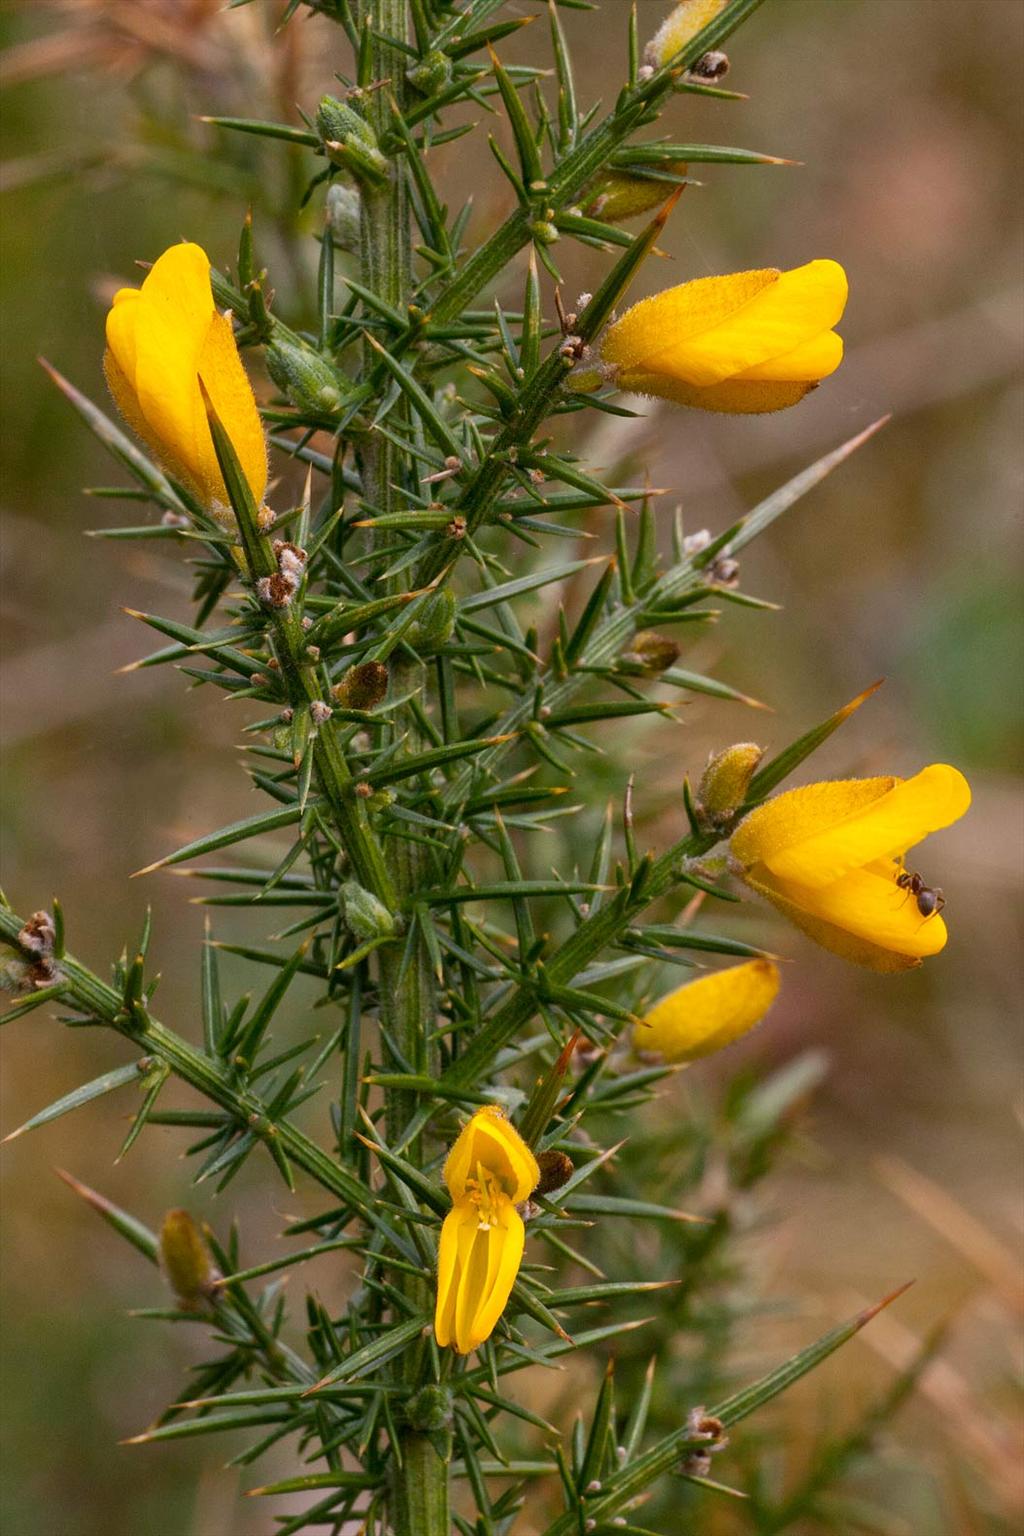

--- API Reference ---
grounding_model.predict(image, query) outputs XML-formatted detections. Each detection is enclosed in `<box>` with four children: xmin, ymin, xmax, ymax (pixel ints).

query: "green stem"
<box><xmin>429</xmin><ymin>0</ymin><xmax>767</xmax><ymax>326</ymax></box>
<box><xmin>0</xmin><ymin>908</ymin><xmax>376</xmax><ymax>1221</ymax></box>
<box><xmin>442</xmin><ymin>822</ymin><xmax>727</xmax><ymax>1090</ymax></box>
<box><xmin>360</xmin><ymin>5</ymin><xmax>448</xmax><ymax>1533</ymax></box>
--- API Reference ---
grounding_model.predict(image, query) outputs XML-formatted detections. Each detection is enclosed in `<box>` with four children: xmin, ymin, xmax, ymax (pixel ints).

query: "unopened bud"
<box><xmin>316</xmin><ymin>95</ymin><xmax>389</xmax><ymax>186</ymax></box>
<box><xmin>265</xmin><ymin>337</ymin><xmax>346</xmax><ymax>416</ymax></box>
<box><xmin>18</xmin><ymin>911</ymin><xmax>55</xmax><ymax>956</ymax></box>
<box><xmin>697</xmin><ymin>743</ymin><xmax>764</xmax><ymax>821</ymax></box>
<box><xmin>584</xmin><ymin>163</ymin><xmax>688</xmax><ymax>223</ymax></box>
<box><xmin>531</xmin><ymin>220</ymin><xmax>560</xmax><ymax>246</ymax></box>
<box><xmin>332</xmin><ymin>661</ymin><xmax>389</xmax><ymax>712</ymax></box>
<box><xmin>326</xmin><ymin>184</ymin><xmax>361</xmax><ymax>252</ymax></box>
<box><xmin>689</xmin><ymin>49</ymin><xmax>730</xmax><ymax>80</ymax></box>
<box><xmin>644</xmin><ymin>0</ymin><xmax>728</xmax><ymax>70</ymax></box>
<box><xmin>407</xmin><ymin>49</ymin><xmax>452</xmax><ymax>97</ymax></box>
<box><xmin>408</xmin><ymin>589</ymin><xmax>456</xmax><ymax>653</ymax></box>
<box><xmin>340</xmin><ymin>881</ymin><xmax>396</xmax><ymax>942</ymax></box>
<box><xmin>621</xmin><ymin>631</ymin><xmax>680</xmax><ymax>674</ymax></box>
<box><xmin>407</xmin><ymin>1384</ymin><xmax>453</xmax><ymax>1433</ymax></box>
<box><xmin>535</xmin><ymin>1149</ymin><xmax>574</xmax><ymax>1196</ymax></box>
<box><xmin>159</xmin><ymin>1209</ymin><xmax>219</xmax><ymax>1305</ymax></box>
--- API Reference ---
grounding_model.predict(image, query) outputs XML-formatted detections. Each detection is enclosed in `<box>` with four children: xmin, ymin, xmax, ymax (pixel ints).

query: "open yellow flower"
<box><xmin>731</xmin><ymin>764</ymin><xmax>971</xmax><ymax>972</ymax></box>
<box><xmin>434</xmin><ymin>1107</ymin><xmax>539</xmax><ymax>1356</ymax></box>
<box><xmin>599</xmin><ymin>260</ymin><xmax>848</xmax><ymax>414</ymax></box>
<box><xmin>104</xmin><ymin>242</ymin><xmax>267</xmax><ymax>513</ymax></box>
<box><xmin>634</xmin><ymin>958</ymin><xmax>780</xmax><ymax>1063</ymax></box>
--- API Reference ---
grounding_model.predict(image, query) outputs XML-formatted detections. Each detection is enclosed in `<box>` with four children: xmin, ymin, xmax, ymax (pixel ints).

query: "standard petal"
<box><xmin>634</xmin><ymin>958</ymin><xmax>781</xmax><ymax>1063</ymax></box>
<box><xmin>129</xmin><ymin>247</ymin><xmax>214</xmax><ymax>495</ymax></box>
<box><xmin>731</xmin><ymin>778</ymin><xmax>897</xmax><ymax>871</ymax></box>
<box><xmin>443</xmin><ymin>1106</ymin><xmax>539</xmax><ymax>1203</ymax></box>
<box><xmin>602</xmin><ymin>269</ymin><xmax>779</xmax><ymax>372</ymax></box>
<box><xmin>759</xmin><ymin>765</ymin><xmax>971</xmax><ymax>891</ymax></box>
<box><xmin>750</xmin><ymin>865</ymin><xmax>948</xmax><ymax>963</ymax></box>
<box><xmin>638</xmin><ymin>259</ymin><xmax>848</xmax><ymax>387</ymax></box>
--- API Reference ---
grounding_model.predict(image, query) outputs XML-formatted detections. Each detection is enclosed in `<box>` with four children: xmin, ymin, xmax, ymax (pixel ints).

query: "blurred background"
<box><xmin>1</xmin><ymin>2</ymin><xmax>1021</xmax><ymax>1532</ymax></box>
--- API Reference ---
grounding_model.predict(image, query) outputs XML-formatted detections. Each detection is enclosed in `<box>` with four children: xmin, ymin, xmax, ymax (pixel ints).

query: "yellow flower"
<box><xmin>634</xmin><ymin>958</ymin><xmax>780</xmax><ymax>1063</ymax></box>
<box><xmin>647</xmin><ymin>0</ymin><xmax>728</xmax><ymax>68</ymax></box>
<box><xmin>434</xmin><ymin>1106</ymin><xmax>539</xmax><ymax>1355</ymax></box>
<box><xmin>731</xmin><ymin>764</ymin><xmax>971</xmax><ymax>972</ymax></box>
<box><xmin>599</xmin><ymin>260</ymin><xmax>848</xmax><ymax>414</ymax></box>
<box><xmin>104</xmin><ymin>242</ymin><xmax>267</xmax><ymax>513</ymax></box>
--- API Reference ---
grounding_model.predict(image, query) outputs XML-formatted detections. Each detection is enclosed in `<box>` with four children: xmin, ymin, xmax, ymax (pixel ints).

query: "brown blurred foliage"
<box><xmin>1</xmin><ymin>3</ymin><xmax>1021</xmax><ymax>1533</ymax></box>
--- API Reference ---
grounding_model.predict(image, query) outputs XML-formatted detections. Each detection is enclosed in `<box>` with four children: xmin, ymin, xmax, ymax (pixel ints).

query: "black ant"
<box><xmin>895</xmin><ymin>868</ymin><xmax>945</xmax><ymax>918</ymax></box>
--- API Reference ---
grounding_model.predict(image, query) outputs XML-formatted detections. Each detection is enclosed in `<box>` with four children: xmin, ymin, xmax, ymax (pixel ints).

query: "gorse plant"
<box><xmin>3</xmin><ymin>2</ymin><xmax>973</xmax><ymax>1532</ymax></box>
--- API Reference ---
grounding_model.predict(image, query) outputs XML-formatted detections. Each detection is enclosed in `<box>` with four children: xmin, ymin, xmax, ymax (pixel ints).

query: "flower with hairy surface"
<box><xmin>104</xmin><ymin>242</ymin><xmax>267</xmax><ymax>514</ymax></box>
<box><xmin>596</xmin><ymin>260</ymin><xmax>848</xmax><ymax>414</ymax></box>
<box><xmin>434</xmin><ymin>1107</ymin><xmax>539</xmax><ymax>1355</ymax></box>
<box><xmin>731</xmin><ymin>764</ymin><xmax>971</xmax><ymax>971</ymax></box>
<box><xmin>646</xmin><ymin>0</ymin><xmax>729</xmax><ymax>69</ymax></box>
<box><xmin>634</xmin><ymin>958</ymin><xmax>780</xmax><ymax>1063</ymax></box>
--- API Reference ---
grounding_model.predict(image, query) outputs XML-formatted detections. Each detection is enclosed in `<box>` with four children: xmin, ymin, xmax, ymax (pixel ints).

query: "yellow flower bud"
<box><xmin>159</xmin><ymin>1208</ymin><xmax>219</xmax><ymax>1304</ymax></box>
<box><xmin>435</xmin><ymin>1107</ymin><xmax>539</xmax><ymax>1355</ymax></box>
<box><xmin>698</xmin><ymin>742</ymin><xmax>764</xmax><ymax>821</ymax></box>
<box><xmin>646</xmin><ymin>0</ymin><xmax>729</xmax><ymax>70</ymax></box>
<box><xmin>731</xmin><ymin>764</ymin><xmax>971</xmax><ymax>971</ymax></box>
<box><xmin>634</xmin><ymin>959</ymin><xmax>781</xmax><ymax>1063</ymax></box>
<box><xmin>104</xmin><ymin>242</ymin><xmax>267</xmax><ymax>514</ymax></box>
<box><xmin>599</xmin><ymin>260</ymin><xmax>848</xmax><ymax>415</ymax></box>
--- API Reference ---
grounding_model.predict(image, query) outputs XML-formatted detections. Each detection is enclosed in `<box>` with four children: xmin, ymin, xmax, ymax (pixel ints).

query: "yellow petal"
<box><xmin>757</xmin><ymin>765</ymin><xmax>972</xmax><ymax>891</ymax></box>
<box><xmin>602</xmin><ymin>269</ymin><xmax>778</xmax><ymax>373</ymax></box>
<box><xmin>733</xmin><ymin>328</ymin><xmax>844</xmax><ymax>383</ymax></box>
<box><xmin>648</xmin><ymin>0</ymin><xmax>729</xmax><ymax>66</ymax></box>
<box><xmin>636</xmin><ymin>260</ymin><xmax>848</xmax><ymax>388</ymax></box>
<box><xmin>732</xmin><ymin>777</ymin><xmax>898</xmax><ymax>871</ymax></box>
<box><xmin>433</xmin><ymin>1205</ymin><xmax>463</xmax><ymax>1349</ymax></box>
<box><xmin>464</xmin><ymin>1201</ymin><xmax>525</xmax><ymax>1352</ymax></box>
<box><xmin>434</xmin><ymin>1197</ymin><xmax>525</xmax><ymax>1355</ymax></box>
<box><xmin>634</xmin><ymin>958</ymin><xmax>781</xmax><ymax>1063</ymax></box>
<box><xmin>103</xmin><ymin>242</ymin><xmax>266</xmax><ymax>510</ymax></box>
<box><xmin>616</xmin><ymin>369</ymin><xmax>817</xmax><ymax>415</ymax></box>
<box><xmin>443</xmin><ymin>1106</ymin><xmax>539</xmax><ymax>1204</ymax></box>
<box><xmin>197</xmin><ymin>311</ymin><xmax>268</xmax><ymax>507</ymax></box>
<box><xmin>748</xmin><ymin>866</ymin><xmax>947</xmax><ymax>966</ymax></box>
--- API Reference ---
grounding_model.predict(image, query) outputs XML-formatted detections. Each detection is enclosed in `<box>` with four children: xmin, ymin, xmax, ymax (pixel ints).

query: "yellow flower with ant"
<box><xmin>731</xmin><ymin>764</ymin><xmax>971</xmax><ymax>972</ymax></box>
<box><xmin>434</xmin><ymin>1107</ymin><xmax>539</xmax><ymax>1356</ymax></box>
<box><xmin>634</xmin><ymin>958</ymin><xmax>781</xmax><ymax>1064</ymax></box>
<box><xmin>588</xmin><ymin>260</ymin><xmax>848</xmax><ymax>415</ymax></box>
<box><xmin>104</xmin><ymin>241</ymin><xmax>267</xmax><ymax>515</ymax></box>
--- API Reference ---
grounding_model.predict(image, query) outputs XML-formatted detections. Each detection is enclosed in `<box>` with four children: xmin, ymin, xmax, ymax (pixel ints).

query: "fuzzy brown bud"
<box><xmin>535</xmin><ymin>1149</ymin><xmax>574</xmax><ymax>1196</ymax></box>
<box><xmin>18</xmin><ymin>911</ymin><xmax>56</xmax><ymax>956</ymax></box>
<box><xmin>621</xmin><ymin>631</ymin><xmax>681</xmax><ymax>674</ymax></box>
<box><xmin>332</xmin><ymin>661</ymin><xmax>389</xmax><ymax>712</ymax></box>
